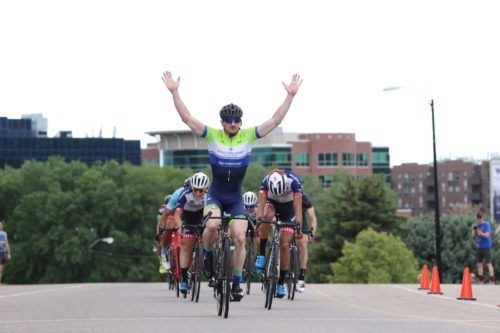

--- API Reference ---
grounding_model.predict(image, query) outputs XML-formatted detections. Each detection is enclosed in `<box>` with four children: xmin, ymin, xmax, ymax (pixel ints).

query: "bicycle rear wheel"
<box><xmin>288</xmin><ymin>243</ymin><xmax>299</xmax><ymax>300</ymax></box>
<box><xmin>245</xmin><ymin>242</ymin><xmax>254</xmax><ymax>295</ymax></box>
<box><xmin>174</xmin><ymin>251</ymin><xmax>180</xmax><ymax>298</ymax></box>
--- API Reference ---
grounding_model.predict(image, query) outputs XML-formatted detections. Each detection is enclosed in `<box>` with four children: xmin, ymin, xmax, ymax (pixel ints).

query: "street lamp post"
<box><xmin>88</xmin><ymin>237</ymin><xmax>114</xmax><ymax>251</ymax></box>
<box><xmin>383</xmin><ymin>86</ymin><xmax>442</xmax><ymax>281</ymax></box>
<box><xmin>87</xmin><ymin>237</ymin><xmax>114</xmax><ymax>280</ymax></box>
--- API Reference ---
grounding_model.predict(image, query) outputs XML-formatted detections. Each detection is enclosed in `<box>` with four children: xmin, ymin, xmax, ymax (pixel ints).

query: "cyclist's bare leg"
<box><xmin>230</xmin><ymin>219</ymin><xmax>248</xmax><ymax>271</ymax></box>
<box><xmin>257</xmin><ymin>204</ymin><xmax>274</xmax><ymax>254</ymax></box>
<box><xmin>279</xmin><ymin>231</ymin><xmax>292</xmax><ymax>270</ymax></box>
<box><xmin>156</xmin><ymin>219</ymin><xmax>164</xmax><ymax>257</ymax></box>
<box><xmin>298</xmin><ymin>235</ymin><xmax>308</xmax><ymax>270</ymax></box>
<box><xmin>202</xmin><ymin>206</ymin><xmax>221</xmax><ymax>249</ymax></box>
<box><xmin>162</xmin><ymin>218</ymin><xmax>177</xmax><ymax>248</ymax></box>
<box><xmin>180</xmin><ymin>237</ymin><xmax>195</xmax><ymax>269</ymax></box>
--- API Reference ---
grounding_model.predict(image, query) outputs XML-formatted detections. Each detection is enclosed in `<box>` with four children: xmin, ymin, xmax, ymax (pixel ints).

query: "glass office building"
<box><xmin>372</xmin><ymin>147</ymin><xmax>391</xmax><ymax>182</ymax></box>
<box><xmin>0</xmin><ymin>116</ymin><xmax>141</xmax><ymax>168</ymax></box>
<box><xmin>162</xmin><ymin>146</ymin><xmax>292</xmax><ymax>171</ymax></box>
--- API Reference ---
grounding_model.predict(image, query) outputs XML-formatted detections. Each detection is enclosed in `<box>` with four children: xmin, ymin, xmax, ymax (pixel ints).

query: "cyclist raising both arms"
<box><xmin>175</xmin><ymin>172</ymin><xmax>210</xmax><ymax>294</ymax></box>
<box><xmin>162</xmin><ymin>71</ymin><xmax>302</xmax><ymax>301</ymax></box>
<box><xmin>256</xmin><ymin>169</ymin><xmax>303</xmax><ymax>298</ymax></box>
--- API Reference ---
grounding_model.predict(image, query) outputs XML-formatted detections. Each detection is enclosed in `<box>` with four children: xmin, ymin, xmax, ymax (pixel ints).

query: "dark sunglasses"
<box><xmin>244</xmin><ymin>204</ymin><xmax>255</xmax><ymax>209</ymax></box>
<box><xmin>224</xmin><ymin>117</ymin><xmax>241</xmax><ymax>124</ymax></box>
<box><xmin>192</xmin><ymin>188</ymin><xmax>206</xmax><ymax>193</ymax></box>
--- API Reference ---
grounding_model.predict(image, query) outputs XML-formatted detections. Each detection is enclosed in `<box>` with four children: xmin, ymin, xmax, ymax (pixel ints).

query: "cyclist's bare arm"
<box><xmin>174</xmin><ymin>209</ymin><xmax>183</xmax><ymax>229</ymax></box>
<box><xmin>257</xmin><ymin>74</ymin><xmax>303</xmax><ymax>137</ymax></box>
<box><xmin>257</xmin><ymin>192</ymin><xmax>267</xmax><ymax>220</ymax></box>
<box><xmin>159</xmin><ymin>207</ymin><xmax>172</xmax><ymax>225</ymax></box>
<box><xmin>307</xmin><ymin>206</ymin><xmax>317</xmax><ymax>238</ymax></box>
<box><xmin>293</xmin><ymin>195</ymin><xmax>303</xmax><ymax>226</ymax></box>
<box><xmin>162</xmin><ymin>71</ymin><xmax>205</xmax><ymax>136</ymax></box>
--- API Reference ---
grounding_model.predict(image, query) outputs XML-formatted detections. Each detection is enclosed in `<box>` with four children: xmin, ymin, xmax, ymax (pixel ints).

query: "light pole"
<box><xmin>87</xmin><ymin>237</ymin><xmax>114</xmax><ymax>280</ymax></box>
<box><xmin>383</xmin><ymin>86</ymin><xmax>442</xmax><ymax>281</ymax></box>
<box><xmin>88</xmin><ymin>237</ymin><xmax>114</xmax><ymax>252</ymax></box>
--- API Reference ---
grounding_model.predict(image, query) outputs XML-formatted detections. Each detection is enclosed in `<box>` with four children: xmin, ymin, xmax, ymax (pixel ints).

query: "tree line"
<box><xmin>0</xmin><ymin>158</ymin><xmax>498</xmax><ymax>284</ymax></box>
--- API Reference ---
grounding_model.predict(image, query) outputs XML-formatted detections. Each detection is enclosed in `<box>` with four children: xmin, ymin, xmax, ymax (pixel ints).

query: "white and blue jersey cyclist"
<box><xmin>174</xmin><ymin>174</ymin><xmax>209</xmax><ymax>293</ymax></box>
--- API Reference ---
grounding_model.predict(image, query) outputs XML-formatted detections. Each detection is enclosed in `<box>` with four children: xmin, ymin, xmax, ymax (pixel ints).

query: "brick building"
<box><xmin>391</xmin><ymin>160</ymin><xmax>489</xmax><ymax>216</ymax></box>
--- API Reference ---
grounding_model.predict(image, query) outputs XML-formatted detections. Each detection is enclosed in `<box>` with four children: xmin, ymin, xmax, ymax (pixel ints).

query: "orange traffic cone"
<box><xmin>427</xmin><ymin>265</ymin><xmax>443</xmax><ymax>294</ymax></box>
<box><xmin>457</xmin><ymin>266</ymin><xmax>476</xmax><ymax>301</ymax></box>
<box><xmin>418</xmin><ymin>264</ymin><xmax>430</xmax><ymax>290</ymax></box>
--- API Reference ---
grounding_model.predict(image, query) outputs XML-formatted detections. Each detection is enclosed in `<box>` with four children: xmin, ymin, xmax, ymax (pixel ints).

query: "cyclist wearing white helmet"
<box><xmin>243</xmin><ymin>191</ymin><xmax>258</xmax><ymax>218</ymax></box>
<box><xmin>175</xmin><ymin>172</ymin><xmax>210</xmax><ymax>294</ymax></box>
<box><xmin>256</xmin><ymin>169</ymin><xmax>303</xmax><ymax>298</ymax></box>
<box><xmin>162</xmin><ymin>70</ymin><xmax>303</xmax><ymax>301</ymax></box>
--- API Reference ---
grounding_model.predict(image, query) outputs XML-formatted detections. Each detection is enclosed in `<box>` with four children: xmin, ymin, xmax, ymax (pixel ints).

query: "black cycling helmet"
<box><xmin>220</xmin><ymin>103</ymin><xmax>243</xmax><ymax>120</ymax></box>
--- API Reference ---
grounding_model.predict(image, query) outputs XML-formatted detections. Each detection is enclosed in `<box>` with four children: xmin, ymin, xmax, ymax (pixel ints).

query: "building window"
<box><xmin>372</xmin><ymin>152</ymin><xmax>389</xmax><ymax>164</ymax></box>
<box><xmin>318</xmin><ymin>152</ymin><xmax>338</xmax><ymax>167</ymax></box>
<box><xmin>319</xmin><ymin>175</ymin><xmax>333</xmax><ymax>188</ymax></box>
<box><xmin>295</xmin><ymin>152</ymin><xmax>309</xmax><ymax>167</ymax></box>
<box><xmin>342</xmin><ymin>153</ymin><xmax>354</xmax><ymax>167</ymax></box>
<box><xmin>448</xmin><ymin>171</ymin><xmax>459</xmax><ymax>181</ymax></box>
<box><xmin>356</xmin><ymin>153</ymin><xmax>368</xmax><ymax>166</ymax></box>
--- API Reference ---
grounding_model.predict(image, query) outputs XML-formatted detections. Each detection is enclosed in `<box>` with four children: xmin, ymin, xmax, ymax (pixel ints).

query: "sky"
<box><xmin>1</xmin><ymin>0</ymin><xmax>499</xmax><ymax>166</ymax></box>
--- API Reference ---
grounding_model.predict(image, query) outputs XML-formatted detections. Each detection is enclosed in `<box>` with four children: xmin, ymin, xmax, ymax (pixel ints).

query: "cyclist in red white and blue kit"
<box><xmin>162</xmin><ymin>70</ymin><xmax>302</xmax><ymax>301</ymax></box>
<box><xmin>256</xmin><ymin>169</ymin><xmax>303</xmax><ymax>298</ymax></box>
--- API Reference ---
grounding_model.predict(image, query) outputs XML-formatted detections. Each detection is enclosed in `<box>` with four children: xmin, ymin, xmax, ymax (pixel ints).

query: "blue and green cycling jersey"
<box><xmin>201</xmin><ymin>126</ymin><xmax>261</xmax><ymax>203</ymax></box>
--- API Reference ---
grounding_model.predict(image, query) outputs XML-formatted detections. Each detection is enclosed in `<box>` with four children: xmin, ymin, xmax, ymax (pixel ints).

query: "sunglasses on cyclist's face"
<box><xmin>192</xmin><ymin>188</ymin><xmax>206</xmax><ymax>193</ymax></box>
<box><xmin>224</xmin><ymin>117</ymin><xmax>241</xmax><ymax>124</ymax></box>
<box><xmin>244</xmin><ymin>204</ymin><xmax>255</xmax><ymax>209</ymax></box>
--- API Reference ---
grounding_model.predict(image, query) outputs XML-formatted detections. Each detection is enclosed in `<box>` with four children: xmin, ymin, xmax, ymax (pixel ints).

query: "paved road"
<box><xmin>1</xmin><ymin>282</ymin><xmax>499</xmax><ymax>332</ymax></box>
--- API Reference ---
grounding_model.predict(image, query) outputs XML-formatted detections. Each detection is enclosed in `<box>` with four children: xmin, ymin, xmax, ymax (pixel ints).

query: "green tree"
<box><xmin>1</xmin><ymin>157</ymin><xmax>193</xmax><ymax>284</ymax></box>
<box><xmin>242</xmin><ymin>163</ymin><xmax>269</xmax><ymax>194</ymax></box>
<box><xmin>330</xmin><ymin>228</ymin><xmax>419</xmax><ymax>283</ymax></box>
<box><xmin>308</xmin><ymin>172</ymin><xmax>404</xmax><ymax>282</ymax></box>
<box><xmin>401</xmin><ymin>214</ymin><xmax>500</xmax><ymax>283</ymax></box>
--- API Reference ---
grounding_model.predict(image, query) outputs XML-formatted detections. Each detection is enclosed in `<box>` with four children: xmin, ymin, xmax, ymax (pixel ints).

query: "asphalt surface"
<box><xmin>1</xmin><ymin>282</ymin><xmax>499</xmax><ymax>332</ymax></box>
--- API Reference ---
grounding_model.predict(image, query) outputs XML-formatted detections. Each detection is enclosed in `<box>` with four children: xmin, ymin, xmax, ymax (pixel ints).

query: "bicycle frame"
<box><xmin>203</xmin><ymin>212</ymin><xmax>254</xmax><ymax>319</ymax></box>
<box><xmin>243</xmin><ymin>221</ymin><xmax>257</xmax><ymax>295</ymax></box>
<box><xmin>182</xmin><ymin>224</ymin><xmax>204</xmax><ymax>303</ymax></box>
<box><xmin>164</xmin><ymin>227</ymin><xmax>181</xmax><ymax>297</ymax></box>
<box><xmin>258</xmin><ymin>219</ymin><xmax>299</xmax><ymax>310</ymax></box>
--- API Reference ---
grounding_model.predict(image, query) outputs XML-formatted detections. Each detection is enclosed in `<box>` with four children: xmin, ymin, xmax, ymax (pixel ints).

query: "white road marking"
<box><xmin>390</xmin><ymin>285</ymin><xmax>499</xmax><ymax>309</ymax></box>
<box><xmin>0</xmin><ymin>284</ymin><xmax>88</xmax><ymax>299</ymax></box>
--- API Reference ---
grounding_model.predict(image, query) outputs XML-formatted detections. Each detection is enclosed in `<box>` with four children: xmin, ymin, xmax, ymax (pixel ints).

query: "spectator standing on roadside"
<box><xmin>471</xmin><ymin>213</ymin><xmax>495</xmax><ymax>284</ymax></box>
<box><xmin>0</xmin><ymin>221</ymin><xmax>11</xmax><ymax>284</ymax></box>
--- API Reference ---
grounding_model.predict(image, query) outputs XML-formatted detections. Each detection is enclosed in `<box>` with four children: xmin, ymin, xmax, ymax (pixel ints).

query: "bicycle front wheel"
<box><xmin>266</xmin><ymin>244</ymin><xmax>278</xmax><ymax>310</ymax></box>
<box><xmin>288</xmin><ymin>244</ymin><xmax>299</xmax><ymax>300</ymax></box>
<box><xmin>222</xmin><ymin>238</ymin><xmax>232</xmax><ymax>318</ymax></box>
